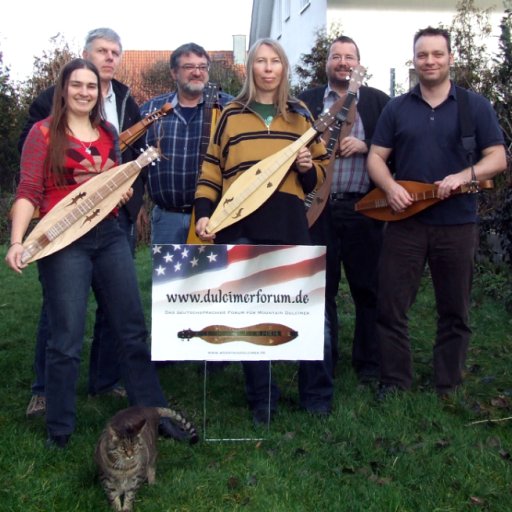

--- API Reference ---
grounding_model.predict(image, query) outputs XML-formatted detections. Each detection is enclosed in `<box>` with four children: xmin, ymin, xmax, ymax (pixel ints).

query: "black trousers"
<box><xmin>311</xmin><ymin>199</ymin><xmax>384</xmax><ymax>378</ymax></box>
<box><xmin>377</xmin><ymin>218</ymin><xmax>477</xmax><ymax>392</ymax></box>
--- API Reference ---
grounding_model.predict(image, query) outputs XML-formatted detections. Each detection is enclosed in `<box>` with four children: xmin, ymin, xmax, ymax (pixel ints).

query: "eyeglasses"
<box><xmin>178</xmin><ymin>64</ymin><xmax>210</xmax><ymax>72</ymax></box>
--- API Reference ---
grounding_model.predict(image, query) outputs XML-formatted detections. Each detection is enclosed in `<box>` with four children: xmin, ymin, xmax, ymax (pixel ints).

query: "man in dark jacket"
<box><xmin>21</xmin><ymin>27</ymin><xmax>147</xmax><ymax>418</ymax></box>
<box><xmin>299</xmin><ymin>35</ymin><xmax>389</xmax><ymax>383</ymax></box>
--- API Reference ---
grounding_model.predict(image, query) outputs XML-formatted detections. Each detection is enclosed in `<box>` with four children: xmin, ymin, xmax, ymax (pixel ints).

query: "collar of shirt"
<box><xmin>323</xmin><ymin>84</ymin><xmax>360</xmax><ymax>108</ymax></box>
<box><xmin>103</xmin><ymin>82</ymin><xmax>119</xmax><ymax>133</ymax></box>
<box><xmin>410</xmin><ymin>81</ymin><xmax>456</xmax><ymax>102</ymax></box>
<box><xmin>170</xmin><ymin>91</ymin><xmax>205</xmax><ymax>109</ymax></box>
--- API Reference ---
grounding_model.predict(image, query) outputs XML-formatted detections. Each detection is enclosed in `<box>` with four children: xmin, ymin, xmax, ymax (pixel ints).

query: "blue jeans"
<box><xmin>38</xmin><ymin>218</ymin><xmax>167</xmax><ymax>436</ymax></box>
<box><xmin>88</xmin><ymin>208</ymin><xmax>136</xmax><ymax>395</ymax></box>
<box><xmin>30</xmin><ymin>212</ymin><xmax>136</xmax><ymax>397</ymax></box>
<box><xmin>117</xmin><ymin>207</ymin><xmax>137</xmax><ymax>256</ymax></box>
<box><xmin>151</xmin><ymin>205</ymin><xmax>191</xmax><ymax>245</ymax></box>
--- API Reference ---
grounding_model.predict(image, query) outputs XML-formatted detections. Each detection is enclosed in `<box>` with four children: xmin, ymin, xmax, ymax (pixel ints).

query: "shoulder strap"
<box><xmin>456</xmin><ymin>86</ymin><xmax>476</xmax><ymax>165</ymax></box>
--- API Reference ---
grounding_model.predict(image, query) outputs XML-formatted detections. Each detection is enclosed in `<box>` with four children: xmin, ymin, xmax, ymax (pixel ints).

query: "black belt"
<box><xmin>330</xmin><ymin>192</ymin><xmax>365</xmax><ymax>201</ymax></box>
<box><xmin>159</xmin><ymin>205</ymin><xmax>193</xmax><ymax>214</ymax></box>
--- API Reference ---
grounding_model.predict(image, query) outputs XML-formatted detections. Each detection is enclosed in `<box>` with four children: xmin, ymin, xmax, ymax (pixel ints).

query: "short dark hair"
<box><xmin>330</xmin><ymin>35</ymin><xmax>360</xmax><ymax>61</ymax></box>
<box><xmin>413</xmin><ymin>26</ymin><xmax>451</xmax><ymax>53</ymax></box>
<box><xmin>170</xmin><ymin>42</ymin><xmax>210</xmax><ymax>70</ymax></box>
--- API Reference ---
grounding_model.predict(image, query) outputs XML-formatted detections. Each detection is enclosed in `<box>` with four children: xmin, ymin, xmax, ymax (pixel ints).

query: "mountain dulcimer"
<box><xmin>354</xmin><ymin>179</ymin><xmax>494</xmax><ymax>222</ymax></box>
<box><xmin>20</xmin><ymin>147</ymin><xmax>160</xmax><ymax>264</ymax></box>
<box><xmin>177</xmin><ymin>323</ymin><xmax>298</xmax><ymax>346</ymax></box>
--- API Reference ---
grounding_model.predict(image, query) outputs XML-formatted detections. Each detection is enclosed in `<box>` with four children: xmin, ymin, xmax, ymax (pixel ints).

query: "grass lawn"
<box><xmin>0</xmin><ymin>246</ymin><xmax>511</xmax><ymax>511</ymax></box>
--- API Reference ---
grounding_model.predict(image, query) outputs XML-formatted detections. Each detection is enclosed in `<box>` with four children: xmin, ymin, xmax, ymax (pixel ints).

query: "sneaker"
<box><xmin>26</xmin><ymin>395</ymin><xmax>46</xmax><ymax>417</ymax></box>
<box><xmin>89</xmin><ymin>385</ymin><xmax>127</xmax><ymax>399</ymax></box>
<box><xmin>109</xmin><ymin>386</ymin><xmax>127</xmax><ymax>398</ymax></box>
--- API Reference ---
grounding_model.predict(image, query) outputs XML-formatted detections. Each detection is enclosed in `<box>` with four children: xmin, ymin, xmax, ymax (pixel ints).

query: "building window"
<box><xmin>276</xmin><ymin>0</ymin><xmax>283</xmax><ymax>37</ymax></box>
<box><xmin>300</xmin><ymin>0</ymin><xmax>311</xmax><ymax>13</ymax></box>
<box><xmin>284</xmin><ymin>0</ymin><xmax>291</xmax><ymax>21</ymax></box>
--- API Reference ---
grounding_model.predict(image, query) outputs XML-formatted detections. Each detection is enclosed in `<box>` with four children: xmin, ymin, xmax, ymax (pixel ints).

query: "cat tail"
<box><xmin>156</xmin><ymin>407</ymin><xmax>199</xmax><ymax>444</ymax></box>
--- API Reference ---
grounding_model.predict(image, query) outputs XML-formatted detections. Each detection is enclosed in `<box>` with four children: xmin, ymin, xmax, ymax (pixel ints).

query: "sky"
<box><xmin>0</xmin><ymin>0</ymin><xmax>254</xmax><ymax>81</ymax></box>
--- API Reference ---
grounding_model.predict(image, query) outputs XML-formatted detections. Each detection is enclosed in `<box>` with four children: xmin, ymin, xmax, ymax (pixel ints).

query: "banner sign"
<box><xmin>151</xmin><ymin>244</ymin><xmax>326</xmax><ymax>361</ymax></box>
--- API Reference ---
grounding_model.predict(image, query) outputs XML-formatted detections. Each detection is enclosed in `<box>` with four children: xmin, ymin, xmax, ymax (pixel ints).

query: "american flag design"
<box><xmin>151</xmin><ymin>244</ymin><xmax>326</xmax><ymax>361</ymax></box>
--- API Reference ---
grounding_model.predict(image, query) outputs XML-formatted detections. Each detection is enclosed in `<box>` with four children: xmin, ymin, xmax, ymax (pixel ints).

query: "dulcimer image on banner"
<box><xmin>151</xmin><ymin>244</ymin><xmax>326</xmax><ymax>361</ymax></box>
<box><xmin>21</xmin><ymin>147</ymin><xmax>160</xmax><ymax>264</ymax></box>
<box><xmin>177</xmin><ymin>323</ymin><xmax>298</xmax><ymax>346</ymax></box>
<box><xmin>354</xmin><ymin>179</ymin><xmax>494</xmax><ymax>222</ymax></box>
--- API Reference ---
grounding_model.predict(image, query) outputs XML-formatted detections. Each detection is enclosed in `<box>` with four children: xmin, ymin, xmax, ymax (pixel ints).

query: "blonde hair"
<box><xmin>235</xmin><ymin>38</ymin><xmax>291</xmax><ymax>122</ymax></box>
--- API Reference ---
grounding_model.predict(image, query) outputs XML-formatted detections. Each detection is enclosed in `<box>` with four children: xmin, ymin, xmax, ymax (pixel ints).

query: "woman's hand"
<box><xmin>118</xmin><ymin>188</ymin><xmax>134</xmax><ymax>207</ymax></box>
<box><xmin>195</xmin><ymin>217</ymin><xmax>216</xmax><ymax>242</ymax></box>
<box><xmin>5</xmin><ymin>242</ymin><xmax>28</xmax><ymax>274</ymax></box>
<box><xmin>295</xmin><ymin>146</ymin><xmax>313</xmax><ymax>174</ymax></box>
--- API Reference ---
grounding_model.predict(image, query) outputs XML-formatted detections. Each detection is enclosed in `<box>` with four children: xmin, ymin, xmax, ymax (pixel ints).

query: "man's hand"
<box><xmin>338</xmin><ymin>136</ymin><xmax>368</xmax><ymax>157</ymax></box>
<box><xmin>385</xmin><ymin>181</ymin><xmax>414</xmax><ymax>213</ymax></box>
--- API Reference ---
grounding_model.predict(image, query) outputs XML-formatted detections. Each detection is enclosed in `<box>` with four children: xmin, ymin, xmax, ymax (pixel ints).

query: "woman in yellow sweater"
<box><xmin>194</xmin><ymin>39</ymin><xmax>332</xmax><ymax>426</ymax></box>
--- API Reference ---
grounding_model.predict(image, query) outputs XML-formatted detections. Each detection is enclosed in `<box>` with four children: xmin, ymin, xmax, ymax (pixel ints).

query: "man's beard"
<box><xmin>182</xmin><ymin>81</ymin><xmax>206</xmax><ymax>95</ymax></box>
<box><xmin>328</xmin><ymin>68</ymin><xmax>351</xmax><ymax>89</ymax></box>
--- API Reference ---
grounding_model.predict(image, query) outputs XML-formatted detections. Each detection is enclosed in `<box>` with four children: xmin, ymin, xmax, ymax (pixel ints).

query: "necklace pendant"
<box><xmin>85</xmin><ymin>147</ymin><xmax>92</xmax><ymax>155</ymax></box>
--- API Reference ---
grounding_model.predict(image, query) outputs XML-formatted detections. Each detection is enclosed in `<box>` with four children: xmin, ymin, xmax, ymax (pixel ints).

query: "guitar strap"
<box><xmin>198</xmin><ymin>85</ymin><xmax>220</xmax><ymax>169</ymax></box>
<box><xmin>456</xmin><ymin>86</ymin><xmax>478</xmax><ymax>187</ymax></box>
<box><xmin>186</xmin><ymin>84</ymin><xmax>220</xmax><ymax>244</ymax></box>
<box><xmin>305</xmin><ymin>98</ymin><xmax>357</xmax><ymax>227</ymax></box>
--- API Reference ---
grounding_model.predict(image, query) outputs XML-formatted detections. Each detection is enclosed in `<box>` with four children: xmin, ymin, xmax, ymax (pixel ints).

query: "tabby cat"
<box><xmin>95</xmin><ymin>406</ymin><xmax>198</xmax><ymax>512</ymax></box>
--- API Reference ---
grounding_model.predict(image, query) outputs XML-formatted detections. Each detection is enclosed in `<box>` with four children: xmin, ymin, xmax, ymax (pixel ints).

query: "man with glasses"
<box><xmin>140</xmin><ymin>42</ymin><xmax>231</xmax><ymax>245</ymax></box>
<box><xmin>299</xmin><ymin>35</ymin><xmax>390</xmax><ymax>383</ymax></box>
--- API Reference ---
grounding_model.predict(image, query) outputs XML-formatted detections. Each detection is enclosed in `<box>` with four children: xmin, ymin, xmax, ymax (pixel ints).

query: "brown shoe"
<box><xmin>26</xmin><ymin>395</ymin><xmax>46</xmax><ymax>417</ymax></box>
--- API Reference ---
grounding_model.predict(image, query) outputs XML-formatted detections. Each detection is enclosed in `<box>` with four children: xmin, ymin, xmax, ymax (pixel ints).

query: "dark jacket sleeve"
<box><xmin>18</xmin><ymin>86</ymin><xmax>55</xmax><ymax>153</ymax></box>
<box><xmin>115</xmin><ymin>82</ymin><xmax>147</xmax><ymax>222</ymax></box>
<box><xmin>297</xmin><ymin>87</ymin><xmax>327</xmax><ymax>121</ymax></box>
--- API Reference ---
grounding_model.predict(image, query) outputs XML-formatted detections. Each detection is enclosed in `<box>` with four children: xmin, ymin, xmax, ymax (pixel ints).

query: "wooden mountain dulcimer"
<box><xmin>177</xmin><ymin>323</ymin><xmax>298</xmax><ymax>346</ymax></box>
<box><xmin>20</xmin><ymin>147</ymin><xmax>160</xmax><ymax>264</ymax></box>
<box><xmin>205</xmin><ymin>89</ymin><xmax>365</xmax><ymax>235</ymax></box>
<box><xmin>26</xmin><ymin>105</ymin><xmax>172</xmax><ymax>222</ymax></box>
<box><xmin>354</xmin><ymin>179</ymin><xmax>494</xmax><ymax>222</ymax></box>
<box><xmin>119</xmin><ymin>103</ymin><xmax>173</xmax><ymax>152</ymax></box>
<box><xmin>305</xmin><ymin>65</ymin><xmax>366</xmax><ymax>227</ymax></box>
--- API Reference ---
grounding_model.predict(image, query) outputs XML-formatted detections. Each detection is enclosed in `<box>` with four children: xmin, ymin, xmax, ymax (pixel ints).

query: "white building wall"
<box><xmin>266</xmin><ymin>0</ymin><xmax>504</xmax><ymax>95</ymax></box>
<box><xmin>271</xmin><ymin>0</ymin><xmax>327</xmax><ymax>83</ymax></box>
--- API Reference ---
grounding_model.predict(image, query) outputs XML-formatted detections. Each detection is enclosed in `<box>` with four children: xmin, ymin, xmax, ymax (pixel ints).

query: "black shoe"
<box><xmin>357</xmin><ymin>373</ymin><xmax>379</xmax><ymax>385</ymax></box>
<box><xmin>158</xmin><ymin>419</ymin><xmax>199</xmax><ymax>445</ymax></box>
<box><xmin>304</xmin><ymin>405</ymin><xmax>331</xmax><ymax>417</ymax></box>
<box><xmin>376</xmin><ymin>383</ymin><xmax>401</xmax><ymax>401</ymax></box>
<box><xmin>46</xmin><ymin>434</ymin><xmax>70</xmax><ymax>449</ymax></box>
<box><xmin>252</xmin><ymin>409</ymin><xmax>274</xmax><ymax>427</ymax></box>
